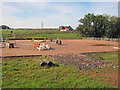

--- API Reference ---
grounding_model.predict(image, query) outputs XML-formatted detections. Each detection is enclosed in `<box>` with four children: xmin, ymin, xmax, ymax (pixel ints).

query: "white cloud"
<box><xmin>0</xmin><ymin>2</ymin><xmax>2</xmax><ymax>25</ymax></box>
<box><xmin>20</xmin><ymin>2</ymin><xmax>49</xmax><ymax>10</ymax></box>
<box><xmin>91</xmin><ymin>2</ymin><xmax>118</xmax><ymax>17</ymax></box>
<box><xmin>1</xmin><ymin>2</ymin><xmax>118</xmax><ymax>29</ymax></box>
<box><xmin>19</xmin><ymin>2</ymin><xmax>85</xmax><ymax>15</ymax></box>
<box><xmin>2</xmin><ymin>2</ymin><xmax>22</xmax><ymax>16</ymax></box>
<box><xmin>1</xmin><ymin>0</ymin><xmax>120</xmax><ymax>2</ymax></box>
<box><xmin>49</xmin><ymin>4</ymin><xmax>76</xmax><ymax>14</ymax></box>
<box><xmin>1</xmin><ymin>2</ymin><xmax>86</xmax><ymax>29</ymax></box>
<box><xmin>2</xmin><ymin>13</ymin><xmax>79</xmax><ymax>29</ymax></box>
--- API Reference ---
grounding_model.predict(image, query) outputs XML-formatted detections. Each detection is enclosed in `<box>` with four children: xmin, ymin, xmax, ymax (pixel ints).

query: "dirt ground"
<box><xmin>1</xmin><ymin>39</ymin><xmax>118</xmax><ymax>57</ymax></box>
<box><xmin>1</xmin><ymin>39</ymin><xmax>119</xmax><ymax>87</ymax></box>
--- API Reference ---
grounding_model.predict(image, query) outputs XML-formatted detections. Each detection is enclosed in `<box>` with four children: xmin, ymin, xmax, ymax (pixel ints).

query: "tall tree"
<box><xmin>93</xmin><ymin>15</ymin><xmax>108</xmax><ymax>37</ymax></box>
<box><xmin>77</xmin><ymin>13</ymin><xmax>95</xmax><ymax>37</ymax></box>
<box><xmin>106</xmin><ymin>16</ymin><xmax>119</xmax><ymax>38</ymax></box>
<box><xmin>76</xmin><ymin>13</ymin><xmax>119</xmax><ymax>38</ymax></box>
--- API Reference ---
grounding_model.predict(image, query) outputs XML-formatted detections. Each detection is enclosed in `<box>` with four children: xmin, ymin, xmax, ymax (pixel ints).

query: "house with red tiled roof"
<box><xmin>58</xmin><ymin>26</ymin><xmax>73</xmax><ymax>32</ymax></box>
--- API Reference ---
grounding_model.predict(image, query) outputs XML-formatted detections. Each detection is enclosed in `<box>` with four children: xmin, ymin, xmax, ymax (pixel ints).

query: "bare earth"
<box><xmin>1</xmin><ymin>40</ymin><xmax>119</xmax><ymax>87</ymax></box>
<box><xmin>1</xmin><ymin>39</ymin><xmax>118</xmax><ymax>57</ymax></box>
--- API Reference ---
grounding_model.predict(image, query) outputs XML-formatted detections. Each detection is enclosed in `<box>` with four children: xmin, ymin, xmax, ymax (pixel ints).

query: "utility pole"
<box><xmin>41</xmin><ymin>21</ymin><xmax>43</xmax><ymax>29</ymax></box>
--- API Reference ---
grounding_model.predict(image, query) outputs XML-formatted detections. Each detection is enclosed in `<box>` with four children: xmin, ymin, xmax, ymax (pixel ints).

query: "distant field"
<box><xmin>1</xmin><ymin>29</ymin><xmax>81</xmax><ymax>39</ymax></box>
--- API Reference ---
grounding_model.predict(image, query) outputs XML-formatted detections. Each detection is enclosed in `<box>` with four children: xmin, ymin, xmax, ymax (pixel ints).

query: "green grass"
<box><xmin>90</xmin><ymin>52</ymin><xmax>118</xmax><ymax>61</ymax></box>
<box><xmin>2</xmin><ymin>56</ymin><xmax>111</xmax><ymax>88</ymax></box>
<box><xmin>31</xmin><ymin>33</ymin><xmax>80</xmax><ymax>39</ymax></box>
<box><xmin>2</xmin><ymin>51</ymin><xmax>119</xmax><ymax>88</ymax></box>
<box><xmin>90</xmin><ymin>51</ymin><xmax>119</xmax><ymax>72</ymax></box>
<box><xmin>1</xmin><ymin>29</ymin><xmax>81</xmax><ymax>39</ymax></box>
<box><xmin>90</xmin><ymin>51</ymin><xmax>119</xmax><ymax>71</ymax></box>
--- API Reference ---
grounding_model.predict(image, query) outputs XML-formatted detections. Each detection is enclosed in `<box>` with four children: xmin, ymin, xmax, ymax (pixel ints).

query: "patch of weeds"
<box><xmin>108</xmin><ymin>72</ymin><xmax>112</xmax><ymax>74</ymax></box>
<box><xmin>17</xmin><ymin>58</ymin><xmax>22</xmax><ymax>61</ymax></box>
<box><xmin>103</xmin><ymin>71</ymin><xmax>106</xmax><ymax>73</ymax></box>
<box><xmin>108</xmin><ymin>77</ymin><xmax>111</xmax><ymax>80</ymax></box>
<box><xmin>96</xmin><ymin>71</ymin><xmax>99</xmax><ymax>73</ymax></box>
<box><xmin>3</xmin><ymin>62</ymin><xmax>8</xmax><ymax>65</ymax></box>
<box><xmin>90</xmin><ymin>52</ymin><xmax>118</xmax><ymax>61</ymax></box>
<box><xmin>98</xmin><ymin>78</ymin><xmax>104</xmax><ymax>81</ymax></box>
<box><xmin>97</xmin><ymin>67</ymin><xmax>101</xmax><ymax>69</ymax></box>
<box><xmin>112</xmin><ymin>82</ymin><xmax>116</xmax><ymax>85</ymax></box>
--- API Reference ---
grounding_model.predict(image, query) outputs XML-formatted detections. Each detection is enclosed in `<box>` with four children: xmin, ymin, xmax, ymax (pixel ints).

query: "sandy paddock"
<box><xmin>1</xmin><ymin>39</ymin><xmax>118</xmax><ymax>57</ymax></box>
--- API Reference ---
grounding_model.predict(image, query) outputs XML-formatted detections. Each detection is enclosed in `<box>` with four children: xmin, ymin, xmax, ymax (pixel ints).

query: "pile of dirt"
<box><xmin>46</xmin><ymin>53</ymin><xmax>113</xmax><ymax>70</ymax></box>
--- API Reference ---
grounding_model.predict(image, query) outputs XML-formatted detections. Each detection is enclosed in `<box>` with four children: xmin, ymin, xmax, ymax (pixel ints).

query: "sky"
<box><xmin>0</xmin><ymin>0</ymin><xmax>119</xmax><ymax>29</ymax></box>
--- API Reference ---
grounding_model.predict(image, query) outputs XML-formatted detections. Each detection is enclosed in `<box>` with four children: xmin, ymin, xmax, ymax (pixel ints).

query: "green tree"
<box><xmin>106</xmin><ymin>16</ymin><xmax>119</xmax><ymax>38</ymax></box>
<box><xmin>79</xmin><ymin>13</ymin><xmax>95</xmax><ymax>27</ymax></box>
<box><xmin>92</xmin><ymin>15</ymin><xmax>108</xmax><ymax>37</ymax></box>
<box><xmin>76</xmin><ymin>13</ymin><xmax>120</xmax><ymax>38</ymax></box>
<box><xmin>77</xmin><ymin>13</ymin><xmax>95</xmax><ymax>37</ymax></box>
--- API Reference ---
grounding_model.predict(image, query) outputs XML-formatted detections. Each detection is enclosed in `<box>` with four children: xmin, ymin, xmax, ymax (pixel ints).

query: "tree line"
<box><xmin>0</xmin><ymin>25</ymin><xmax>11</xmax><ymax>29</ymax></box>
<box><xmin>76</xmin><ymin>13</ymin><xmax>120</xmax><ymax>38</ymax></box>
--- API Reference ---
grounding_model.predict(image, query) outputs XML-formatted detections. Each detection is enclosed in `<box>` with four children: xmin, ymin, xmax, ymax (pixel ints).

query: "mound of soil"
<box><xmin>47</xmin><ymin>53</ymin><xmax>113</xmax><ymax>70</ymax></box>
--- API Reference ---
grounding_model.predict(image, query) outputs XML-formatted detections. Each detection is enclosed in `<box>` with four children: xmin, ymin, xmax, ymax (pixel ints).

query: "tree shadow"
<box><xmin>92</xmin><ymin>44</ymin><xmax>111</xmax><ymax>46</ymax></box>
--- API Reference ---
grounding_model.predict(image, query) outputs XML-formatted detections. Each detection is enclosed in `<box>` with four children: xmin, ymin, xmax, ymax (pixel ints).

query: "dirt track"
<box><xmin>1</xmin><ymin>40</ymin><xmax>118</xmax><ymax>57</ymax></box>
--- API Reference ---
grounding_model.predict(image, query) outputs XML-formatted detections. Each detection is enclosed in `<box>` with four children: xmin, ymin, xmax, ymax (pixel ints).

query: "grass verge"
<box><xmin>2</xmin><ymin>56</ymin><xmax>112</xmax><ymax>88</ymax></box>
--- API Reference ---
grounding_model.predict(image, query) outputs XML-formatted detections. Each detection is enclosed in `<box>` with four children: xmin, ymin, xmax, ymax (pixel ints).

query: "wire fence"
<box><xmin>82</xmin><ymin>37</ymin><xmax>120</xmax><ymax>42</ymax></box>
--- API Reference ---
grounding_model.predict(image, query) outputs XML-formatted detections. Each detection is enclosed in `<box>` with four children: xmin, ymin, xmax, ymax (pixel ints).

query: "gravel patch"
<box><xmin>47</xmin><ymin>53</ymin><xmax>113</xmax><ymax>70</ymax></box>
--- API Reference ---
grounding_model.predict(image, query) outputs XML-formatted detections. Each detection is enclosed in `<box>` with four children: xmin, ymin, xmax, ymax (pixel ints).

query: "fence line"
<box><xmin>82</xmin><ymin>37</ymin><xmax>120</xmax><ymax>42</ymax></box>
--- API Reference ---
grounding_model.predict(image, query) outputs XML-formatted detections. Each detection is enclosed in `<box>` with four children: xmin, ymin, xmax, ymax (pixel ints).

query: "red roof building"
<box><xmin>59</xmin><ymin>26</ymin><xmax>73</xmax><ymax>32</ymax></box>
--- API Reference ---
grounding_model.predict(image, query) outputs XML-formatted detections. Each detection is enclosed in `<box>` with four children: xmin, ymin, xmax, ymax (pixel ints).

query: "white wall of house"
<box><xmin>60</xmin><ymin>29</ymin><xmax>67</xmax><ymax>31</ymax></box>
